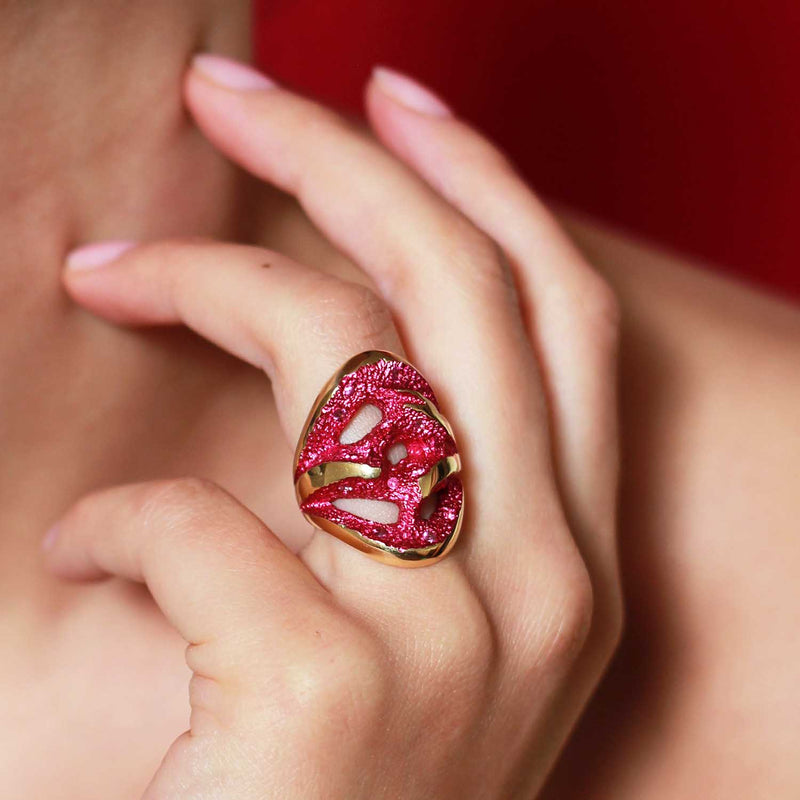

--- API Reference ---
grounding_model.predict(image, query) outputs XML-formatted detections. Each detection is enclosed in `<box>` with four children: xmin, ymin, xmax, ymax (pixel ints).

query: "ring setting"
<box><xmin>292</xmin><ymin>350</ymin><xmax>464</xmax><ymax>566</ymax></box>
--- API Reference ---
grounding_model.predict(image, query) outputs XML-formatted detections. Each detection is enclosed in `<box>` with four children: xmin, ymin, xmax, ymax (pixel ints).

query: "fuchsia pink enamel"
<box><xmin>293</xmin><ymin>351</ymin><xmax>464</xmax><ymax>559</ymax></box>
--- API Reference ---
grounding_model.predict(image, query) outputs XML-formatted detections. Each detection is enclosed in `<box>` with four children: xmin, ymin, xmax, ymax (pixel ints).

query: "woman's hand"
<box><xmin>44</xmin><ymin>57</ymin><xmax>623</xmax><ymax>799</ymax></box>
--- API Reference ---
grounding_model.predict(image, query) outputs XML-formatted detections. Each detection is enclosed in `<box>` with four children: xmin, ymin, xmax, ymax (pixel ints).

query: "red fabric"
<box><xmin>254</xmin><ymin>1</ymin><xmax>800</xmax><ymax>299</ymax></box>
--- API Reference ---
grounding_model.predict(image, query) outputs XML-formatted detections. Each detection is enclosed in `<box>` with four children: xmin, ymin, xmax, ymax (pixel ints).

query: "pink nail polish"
<box><xmin>192</xmin><ymin>54</ymin><xmax>277</xmax><ymax>91</ymax></box>
<box><xmin>66</xmin><ymin>240</ymin><xmax>136</xmax><ymax>271</ymax></box>
<box><xmin>372</xmin><ymin>66</ymin><xmax>452</xmax><ymax>117</ymax></box>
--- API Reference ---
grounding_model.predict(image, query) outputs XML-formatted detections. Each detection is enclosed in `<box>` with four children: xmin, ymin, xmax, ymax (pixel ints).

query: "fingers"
<box><xmin>41</xmin><ymin>478</ymin><xmax>336</xmax><ymax>672</ymax></box>
<box><xmin>63</xmin><ymin>239</ymin><xmax>404</xmax><ymax>444</ymax></box>
<box><xmin>61</xmin><ymin>237</ymin><xmax>551</xmax><ymax>605</ymax></box>
<box><xmin>365</xmin><ymin>68</ymin><xmax>621</xmax><ymax>574</ymax></box>
<box><xmin>184</xmin><ymin>55</ymin><xmax>551</xmax><ymax>478</ymax></box>
<box><xmin>62</xmin><ymin>241</ymin><xmax>481</xmax><ymax>598</ymax></box>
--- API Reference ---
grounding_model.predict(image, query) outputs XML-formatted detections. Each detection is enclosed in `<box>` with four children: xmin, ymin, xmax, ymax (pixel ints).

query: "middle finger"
<box><xmin>185</xmin><ymin>55</ymin><xmax>551</xmax><ymax>479</ymax></box>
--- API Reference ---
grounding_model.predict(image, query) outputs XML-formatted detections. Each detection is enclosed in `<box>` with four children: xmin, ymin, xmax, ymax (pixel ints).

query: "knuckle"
<box><xmin>288</xmin><ymin>105</ymin><xmax>371</xmax><ymax>191</ymax></box>
<box><xmin>417</xmin><ymin>568</ymin><xmax>497</xmax><ymax>689</ymax></box>
<box><xmin>135</xmin><ymin>477</ymin><xmax>233</xmax><ymax>537</ymax></box>
<box><xmin>306</xmin><ymin>278</ymin><xmax>396</xmax><ymax>352</ymax></box>
<box><xmin>396</xmin><ymin>569</ymin><xmax>496</xmax><ymax>735</ymax></box>
<box><xmin>284</xmin><ymin>621</ymin><xmax>389</xmax><ymax>722</ymax></box>
<box><xmin>440</xmin><ymin>218</ymin><xmax>518</xmax><ymax>301</ymax></box>
<box><xmin>139</xmin><ymin>476</ymin><xmax>222</xmax><ymax>516</ymax></box>
<box><xmin>292</xmin><ymin>98</ymin><xmax>362</xmax><ymax>141</ymax></box>
<box><xmin>133</xmin><ymin>478</ymin><xmax>267</xmax><ymax>566</ymax></box>
<box><xmin>513</xmin><ymin>551</ymin><xmax>595</xmax><ymax>675</ymax></box>
<box><xmin>541</xmin><ymin>555</ymin><xmax>596</xmax><ymax>670</ymax></box>
<box><xmin>446</xmin><ymin>126</ymin><xmax>520</xmax><ymax>185</ymax></box>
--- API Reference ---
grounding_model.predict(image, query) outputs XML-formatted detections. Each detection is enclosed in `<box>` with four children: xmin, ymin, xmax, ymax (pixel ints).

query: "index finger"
<box><xmin>42</xmin><ymin>477</ymin><xmax>335</xmax><ymax>656</ymax></box>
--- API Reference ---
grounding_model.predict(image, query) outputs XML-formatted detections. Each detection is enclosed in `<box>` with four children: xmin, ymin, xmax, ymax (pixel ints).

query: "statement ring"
<box><xmin>292</xmin><ymin>350</ymin><xmax>465</xmax><ymax>567</ymax></box>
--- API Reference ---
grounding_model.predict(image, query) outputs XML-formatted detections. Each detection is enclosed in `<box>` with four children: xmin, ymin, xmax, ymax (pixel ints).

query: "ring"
<box><xmin>293</xmin><ymin>350</ymin><xmax>464</xmax><ymax>567</ymax></box>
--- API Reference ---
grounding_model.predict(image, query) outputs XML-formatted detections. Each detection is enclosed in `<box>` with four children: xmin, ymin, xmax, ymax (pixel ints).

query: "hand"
<box><xmin>45</xmin><ymin>57</ymin><xmax>623</xmax><ymax>799</ymax></box>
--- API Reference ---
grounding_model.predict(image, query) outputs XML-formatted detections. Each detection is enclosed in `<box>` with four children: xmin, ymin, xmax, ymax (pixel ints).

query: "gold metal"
<box><xmin>417</xmin><ymin>454</ymin><xmax>462</xmax><ymax>497</ymax></box>
<box><xmin>296</xmin><ymin>461</ymin><xmax>382</xmax><ymax>500</ymax></box>
<box><xmin>292</xmin><ymin>349</ymin><xmax>464</xmax><ymax>567</ymax></box>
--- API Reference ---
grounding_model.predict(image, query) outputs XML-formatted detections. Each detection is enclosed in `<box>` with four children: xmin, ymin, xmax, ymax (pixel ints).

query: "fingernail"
<box><xmin>66</xmin><ymin>240</ymin><xmax>136</xmax><ymax>271</ymax></box>
<box><xmin>192</xmin><ymin>54</ymin><xmax>277</xmax><ymax>91</ymax></box>
<box><xmin>372</xmin><ymin>66</ymin><xmax>452</xmax><ymax>117</ymax></box>
<box><xmin>42</xmin><ymin>524</ymin><xmax>59</xmax><ymax>552</ymax></box>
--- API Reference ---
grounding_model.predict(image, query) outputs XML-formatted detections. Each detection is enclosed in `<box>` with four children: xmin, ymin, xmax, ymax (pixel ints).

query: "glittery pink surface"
<box><xmin>294</xmin><ymin>357</ymin><xmax>463</xmax><ymax>551</ymax></box>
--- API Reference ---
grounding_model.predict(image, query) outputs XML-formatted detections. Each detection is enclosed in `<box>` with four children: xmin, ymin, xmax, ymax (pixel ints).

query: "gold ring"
<box><xmin>292</xmin><ymin>350</ymin><xmax>464</xmax><ymax>567</ymax></box>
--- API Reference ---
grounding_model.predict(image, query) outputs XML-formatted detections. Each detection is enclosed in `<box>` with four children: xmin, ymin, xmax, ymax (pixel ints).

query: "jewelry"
<box><xmin>293</xmin><ymin>350</ymin><xmax>464</xmax><ymax>566</ymax></box>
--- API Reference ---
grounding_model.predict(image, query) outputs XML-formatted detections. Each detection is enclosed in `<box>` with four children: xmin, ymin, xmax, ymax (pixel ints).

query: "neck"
<box><xmin>0</xmin><ymin>1</ymin><xmax>264</xmax><ymax>594</ymax></box>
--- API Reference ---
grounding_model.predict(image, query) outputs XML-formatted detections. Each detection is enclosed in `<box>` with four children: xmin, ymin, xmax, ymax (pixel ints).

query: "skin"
<box><xmin>544</xmin><ymin>214</ymin><xmax>800</xmax><ymax>799</ymax></box>
<box><xmin>1</xmin><ymin>1</ymin><xmax>798</xmax><ymax>798</ymax></box>
<box><xmin>45</xmin><ymin>50</ymin><xmax>623</xmax><ymax>800</ymax></box>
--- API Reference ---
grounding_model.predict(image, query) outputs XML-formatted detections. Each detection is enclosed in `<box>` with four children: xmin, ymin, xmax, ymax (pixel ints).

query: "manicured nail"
<box><xmin>66</xmin><ymin>240</ymin><xmax>136</xmax><ymax>271</ymax></box>
<box><xmin>372</xmin><ymin>66</ymin><xmax>452</xmax><ymax>117</ymax></box>
<box><xmin>192</xmin><ymin>54</ymin><xmax>277</xmax><ymax>91</ymax></box>
<box><xmin>67</xmin><ymin>241</ymin><xmax>136</xmax><ymax>270</ymax></box>
<box><xmin>42</xmin><ymin>524</ymin><xmax>59</xmax><ymax>552</ymax></box>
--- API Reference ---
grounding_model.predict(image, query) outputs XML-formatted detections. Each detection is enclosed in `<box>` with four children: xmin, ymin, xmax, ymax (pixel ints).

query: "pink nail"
<box><xmin>66</xmin><ymin>240</ymin><xmax>136</xmax><ymax>271</ymax></box>
<box><xmin>372</xmin><ymin>66</ymin><xmax>452</xmax><ymax>117</ymax></box>
<box><xmin>192</xmin><ymin>54</ymin><xmax>277</xmax><ymax>91</ymax></box>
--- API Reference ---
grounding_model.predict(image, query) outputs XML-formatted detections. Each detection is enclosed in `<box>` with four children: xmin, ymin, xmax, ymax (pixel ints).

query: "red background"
<box><xmin>254</xmin><ymin>0</ymin><xmax>800</xmax><ymax>299</ymax></box>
